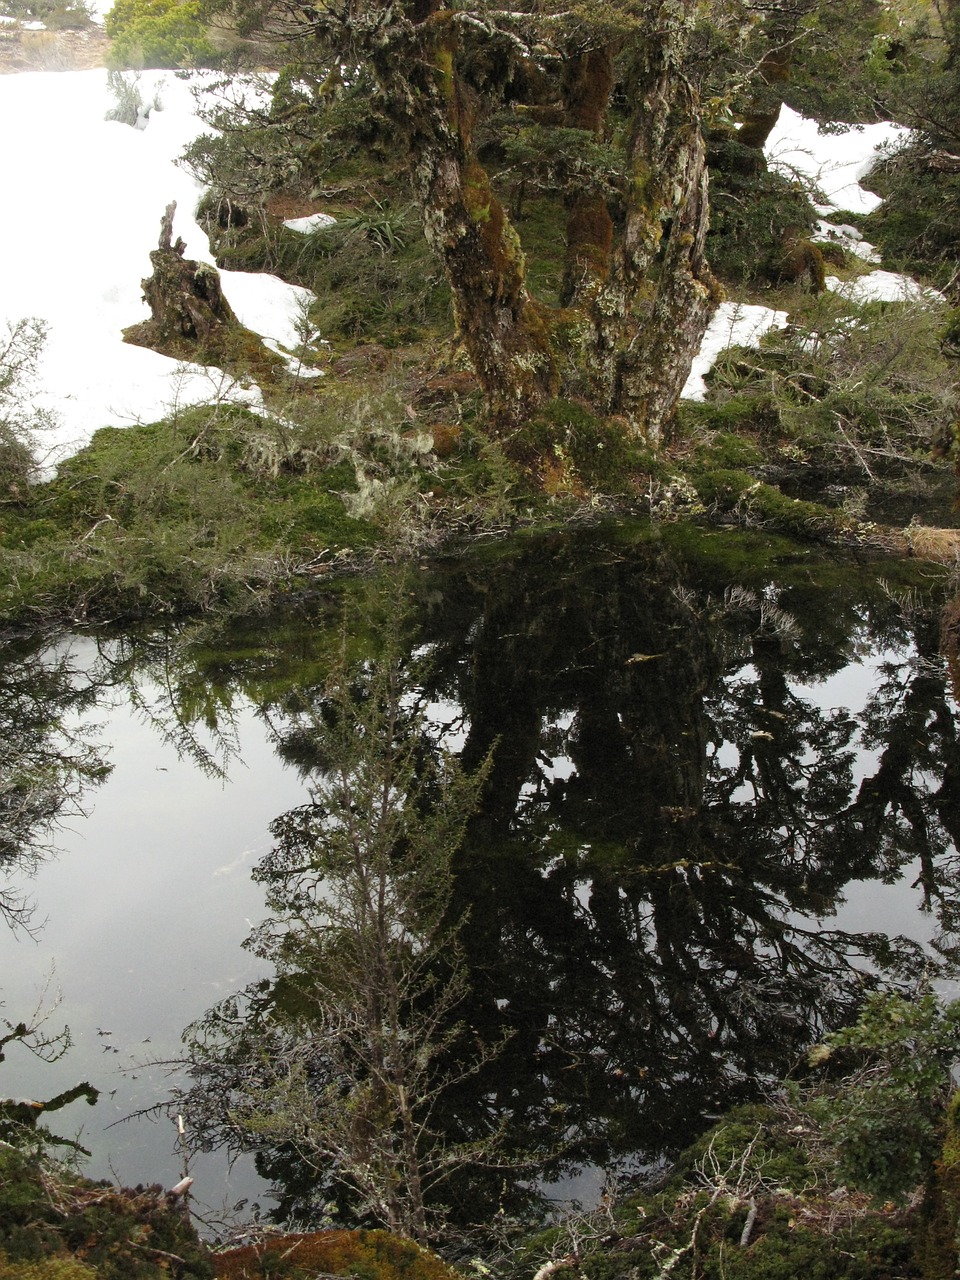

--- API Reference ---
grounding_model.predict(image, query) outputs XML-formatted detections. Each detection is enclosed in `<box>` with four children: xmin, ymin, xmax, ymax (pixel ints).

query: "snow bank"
<box><xmin>824</xmin><ymin>269</ymin><xmax>946</xmax><ymax>305</ymax></box>
<box><xmin>0</xmin><ymin>69</ymin><xmax>312</xmax><ymax>465</ymax></box>
<box><xmin>764</xmin><ymin>106</ymin><xmax>906</xmax><ymax>215</ymax></box>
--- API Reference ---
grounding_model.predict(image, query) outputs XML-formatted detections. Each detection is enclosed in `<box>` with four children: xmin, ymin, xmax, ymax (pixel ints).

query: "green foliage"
<box><xmin>536</xmin><ymin>1100</ymin><xmax>918</xmax><ymax>1280</ymax></box>
<box><xmin>0</xmin><ymin>402</ymin><xmax>378</xmax><ymax>622</ymax></box>
<box><xmin>706</xmin><ymin>134</ymin><xmax>820</xmax><ymax>287</ymax></box>
<box><xmin>103</xmin><ymin>69</ymin><xmax>161</xmax><ymax>126</ymax></box>
<box><xmin>0</xmin><ymin>319</ymin><xmax>54</xmax><ymax>496</ymax></box>
<box><xmin>197</xmin><ymin>203</ymin><xmax>450</xmax><ymax>348</ymax></box>
<box><xmin>803</xmin><ymin>991</ymin><xmax>960</xmax><ymax>1202</ymax></box>
<box><xmin>0</xmin><ymin>1257</ymin><xmax>99</xmax><ymax>1280</ymax></box>
<box><xmin>692</xmin><ymin>431</ymin><xmax>764</xmax><ymax>470</ymax></box>
<box><xmin>104</xmin><ymin>0</ymin><xmax>215</xmax><ymax>68</ymax></box>
<box><xmin>866</xmin><ymin>150</ymin><xmax>960</xmax><ymax>288</ymax></box>
<box><xmin>0</xmin><ymin>1147</ymin><xmax>213</xmax><ymax>1280</ymax></box>
<box><xmin>0</xmin><ymin>0</ymin><xmax>92</xmax><ymax>27</ymax></box>
<box><xmin>690</xmin><ymin>293</ymin><xmax>957</xmax><ymax>519</ymax></box>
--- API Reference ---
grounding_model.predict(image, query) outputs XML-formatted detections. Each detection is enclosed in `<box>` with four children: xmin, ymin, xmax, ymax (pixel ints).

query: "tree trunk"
<box><xmin>371</xmin><ymin>10</ymin><xmax>557</xmax><ymax>428</ymax></box>
<box><xmin>613</xmin><ymin>81</ymin><xmax>715</xmax><ymax>438</ymax></box>
<box><xmin>123</xmin><ymin>202</ymin><xmax>242</xmax><ymax>361</ymax></box>
<box><xmin>606</xmin><ymin>14</ymin><xmax>718</xmax><ymax>439</ymax></box>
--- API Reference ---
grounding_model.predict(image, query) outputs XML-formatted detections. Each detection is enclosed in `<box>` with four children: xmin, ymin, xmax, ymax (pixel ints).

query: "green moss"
<box><xmin>509</xmin><ymin>398</ymin><xmax>659</xmax><ymax>492</ymax></box>
<box><xmin>693</xmin><ymin>431</ymin><xmax>764</xmax><ymax>470</ymax></box>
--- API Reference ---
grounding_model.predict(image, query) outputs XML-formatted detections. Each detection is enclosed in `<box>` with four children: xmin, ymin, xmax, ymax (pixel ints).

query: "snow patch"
<box><xmin>815</xmin><ymin>218</ymin><xmax>881</xmax><ymax>263</ymax></box>
<box><xmin>283</xmin><ymin>212</ymin><xmax>336</xmax><ymax>234</ymax></box>
<box><xmin>764</xmin><ymin>107</ymin><xmax>906</xmax><ymax>215</ymax></box>
<box><xmin>682</xmin><ymin>303</ymin><xmax>789</xmax><ymax>402</ymax></box>
<box><xmin>0</xmin><ymin>68</ymin><xmax>317</xmax><ymax>466</ymax></box>
<box><xmin>825</xmin><ymin>269</ymin><xmax>946</xmax><ymax>304</ymax></box>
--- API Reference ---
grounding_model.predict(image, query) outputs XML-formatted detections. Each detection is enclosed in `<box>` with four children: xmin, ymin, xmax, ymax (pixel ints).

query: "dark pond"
<box><xmin>2</xmin><ymin>520</ymin><xmax>959</xmax><ymax>1228</ymax></box>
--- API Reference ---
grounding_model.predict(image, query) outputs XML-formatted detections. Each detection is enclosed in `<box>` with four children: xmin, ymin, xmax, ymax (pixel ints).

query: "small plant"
<box><xmin>801</xmin><ymin>989</ymin><xmax>960</xmax><ymax>1202</ymax></box>
<box><xmin>0</xmin><ymin>318</ymin><xmax>55</xmax><ymax>495</ymax></box>
<box><xmin>104</xmin><ymin>68</ymin><xmax>162</xmax><ymax>126</ymax></box>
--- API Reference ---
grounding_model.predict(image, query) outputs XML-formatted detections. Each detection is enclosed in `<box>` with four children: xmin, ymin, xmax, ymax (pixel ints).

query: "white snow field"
<box><xmin>0</xmin><ymin>68</ymin><xmax>315</xmax><ymax>465</ymax></box>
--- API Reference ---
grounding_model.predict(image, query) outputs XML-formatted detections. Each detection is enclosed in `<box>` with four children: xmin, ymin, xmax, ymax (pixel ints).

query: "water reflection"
<box><xmin>3</xmin><ymin>526</ymin><xmax>960</xmax><ymax>1226</ymax></box>
<box><xmin>0</xmin><ymin>634</ymin><xmax>111</xmax><ymax>932</ymax></box>
<box><xmin>175</xmin><ymin>530</ymin><xmax>960</xmax><ymax>1229</ymax></box>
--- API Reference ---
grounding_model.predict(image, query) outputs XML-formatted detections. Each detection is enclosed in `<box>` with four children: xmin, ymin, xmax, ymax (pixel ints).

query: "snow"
<box><xmin>814</xmin><ymin>217</ymin><xmax>881</xmax><ymax>263</ymax></box>
<box><xmin>0</xmin><ymin>68</ymin><xmax>315</xmax><ymax>465</ymax></box>
<box><xmin>764</xmin><ymin>106</ymin><xmax>907</xmax><ymax>215</ymax></box>
<box><xmin>283</xmin><ymin>212</ymin><xmax>336</xmax><ymax>234</ymax></box>
<box><xmin>682</xmin><ymin>302</ymin><xmax>789</xmax><ymax>402</ymax></box>
<box><xmin>824</xmin><ymin>269</ymin><xmax>946</xmax><ymax>305</ymax></box>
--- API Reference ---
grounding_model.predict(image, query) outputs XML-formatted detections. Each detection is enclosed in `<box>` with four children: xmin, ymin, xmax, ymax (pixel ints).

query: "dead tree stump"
<box><xmin>123</xmin><ymin>201</ymin><xmax>243</xmax><ymax>361</ymax></box>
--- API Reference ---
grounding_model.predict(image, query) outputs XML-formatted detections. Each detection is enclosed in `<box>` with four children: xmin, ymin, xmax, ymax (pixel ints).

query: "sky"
<box><xmin>0</xmin><ymin>67</ymin><xmax>932</xmax><ymax>457</ymax></box>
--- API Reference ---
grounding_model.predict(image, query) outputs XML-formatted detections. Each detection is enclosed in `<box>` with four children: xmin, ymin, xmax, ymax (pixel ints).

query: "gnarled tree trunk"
<box><xmin>370</xmin><ymin>7</ymin><xmax>558</xmax><ymax>430</ymax></box>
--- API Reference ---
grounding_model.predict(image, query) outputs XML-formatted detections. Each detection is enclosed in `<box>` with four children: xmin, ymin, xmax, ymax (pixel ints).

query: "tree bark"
<box><xmin>370</xmin><ymin>10</ymin><xmax>558</xmax><ymax>429</ymax></box>
<box><xmin>606</xmin><ymin>13</ymin><xmax>718</xmax><ymax>439</ymax></box>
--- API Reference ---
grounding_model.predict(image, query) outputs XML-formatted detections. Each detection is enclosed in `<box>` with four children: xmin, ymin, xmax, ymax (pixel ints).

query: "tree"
<box><xmin>180</xmin><ymin>637</ymin><xmax>498</xmax><ymax>1243</ymax></box>
<box><xmin>194</xmin><ymin>0</ymin><xmax>730</xmax><ymax>440</ymax></box>
<box><xmin>0</xmin><ymin>318</ymin><xmax>54</xmax><ymax>496</ymax></box>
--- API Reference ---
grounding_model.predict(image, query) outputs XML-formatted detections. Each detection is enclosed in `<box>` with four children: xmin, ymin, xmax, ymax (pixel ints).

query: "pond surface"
<box><xmin>2</xmin><ymin>521</ymin><xmax>959</xmax><ymax>1228</ymax></box>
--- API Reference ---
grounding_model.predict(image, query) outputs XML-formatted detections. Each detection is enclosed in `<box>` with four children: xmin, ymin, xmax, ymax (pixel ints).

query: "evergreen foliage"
<box><xmin>104</xmin><ymin>0</ymin><xmax>215</xmax><ymax>68</ymax></box>
<box><xmin>179</xmin><ymin>632</ymin><xmax>503</xmax><ymax>1243</ymax></box>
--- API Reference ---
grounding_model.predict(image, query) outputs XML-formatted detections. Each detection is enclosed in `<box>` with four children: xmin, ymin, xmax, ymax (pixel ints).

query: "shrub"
<box><xmin>104</xmin><ymin>0</ymin><xmax>215</xmax><ymax>68</ymax></box>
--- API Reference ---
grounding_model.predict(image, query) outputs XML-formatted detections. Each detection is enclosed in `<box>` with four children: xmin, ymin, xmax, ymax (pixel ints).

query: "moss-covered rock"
<box><xmin>212</xmin><ymin>1228</ymin><xmax>459</xmax><ymax>1280</ymax></box>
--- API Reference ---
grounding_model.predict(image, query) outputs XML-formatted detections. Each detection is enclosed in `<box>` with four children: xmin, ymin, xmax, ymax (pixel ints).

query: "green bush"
<box><xmin>104</xmin><ymin>0</ymin><xmax>215</xmax><ymax>68</ymax></box>
<box><xmin>803</xmin><ymin>991</ymin><xmax>960</xmax><ymax>1203</ymax></box>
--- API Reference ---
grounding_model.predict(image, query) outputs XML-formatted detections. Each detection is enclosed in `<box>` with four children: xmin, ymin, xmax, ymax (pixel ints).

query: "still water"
<box><xmin>2</xmin><ymin>522</ymin><xmax>958</xmax><ymax>1225</ymax></box>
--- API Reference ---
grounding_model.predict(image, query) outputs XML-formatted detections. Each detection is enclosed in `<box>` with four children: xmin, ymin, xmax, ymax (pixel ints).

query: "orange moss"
<box><xmin>562</xmin><ymin>45</ymin><xmax>614</xmax><ymax>133</ymax></box>
<box><xmin>213</xmin><ymin>1229</ymin><xmax>460</xmax><ymax>1280</ymax></box>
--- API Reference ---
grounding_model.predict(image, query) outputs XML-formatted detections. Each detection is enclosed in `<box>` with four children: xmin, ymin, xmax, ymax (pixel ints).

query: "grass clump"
<box><xmin>0</xmin><ymin>403</ymin><xmax>378</xmax><ymax>622</ymax></box>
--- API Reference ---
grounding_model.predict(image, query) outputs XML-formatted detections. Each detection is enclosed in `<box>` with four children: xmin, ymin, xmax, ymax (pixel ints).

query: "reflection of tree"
<box><xmin>0</xmin><ymin>634</ymin><xmax>110</xmax><ymax>931</ymax></box>
<box><xmin>179</xmin><ymin>635</ymin><xmax>509</xmax><ymax>1242</ymax></box>
<box><xmin>120</xmin><ymin>533</ymin><xmax>960</xmax><ymax>1230</ymax></box>
<box><xmin>408</xmin><ymin>536</ymin><xmax>960</xmax><ymax>1196</ymax></box>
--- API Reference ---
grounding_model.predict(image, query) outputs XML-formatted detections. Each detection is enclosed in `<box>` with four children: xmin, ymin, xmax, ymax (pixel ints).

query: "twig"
<box><xmin>740</xmin><ymin>1197</ymin><xmax>758</xmax><ymax>1247</ymax></box>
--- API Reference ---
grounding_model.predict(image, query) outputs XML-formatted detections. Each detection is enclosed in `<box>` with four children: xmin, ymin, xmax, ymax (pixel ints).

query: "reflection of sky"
<box><xmin>0</xmin><ymin>676</ymin><xmax>305</xmax><ymax>1215</ymax></box>
<box><xmin>794</xmin><ymin>648</ymin><xmax>940</xmax><ymax>945</ymax></box>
